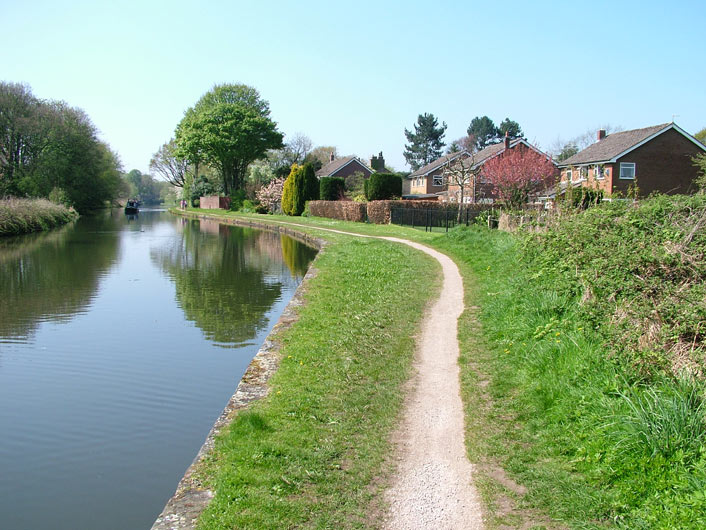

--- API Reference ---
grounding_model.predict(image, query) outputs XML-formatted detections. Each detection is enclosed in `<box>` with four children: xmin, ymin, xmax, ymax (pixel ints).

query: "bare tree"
<box><xmin>443</xmin><ymin>152</ymin><xmax>482</xmax><ymax>222</ymax></box>
<box><xmin>150</xmin><ymin>139</ymin><xmax>188</xmax><ymax>187</ymax></box>
<box><xmin>286</xmin><ymin>132</ymin><xmax>313</xmax><ymax>164</ymax></box>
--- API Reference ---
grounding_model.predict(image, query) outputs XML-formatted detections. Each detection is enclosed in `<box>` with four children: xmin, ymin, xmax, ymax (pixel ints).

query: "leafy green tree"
<box><xmin>467</xmin><ymin>116</ymin><xmax>499</xmax><ymax>150</ymax></box>
<box><xmin>302</xmin><ymin>163</ymin><xmax>319</xmax><ymax>203</ymax></box>
<box><xmin>404</xmin><ymin>113</ymin><xmax>447</xmax><ymax>170</ymax></box>
<box><xmin>175</xmin><ymin>83</ymin><xmax>284</xmax><ymax>195</ymax></box>
<box><xmin>498</xmin><ymin>118</ymin><xmax>523</xmax><ymax>139</ymax></box>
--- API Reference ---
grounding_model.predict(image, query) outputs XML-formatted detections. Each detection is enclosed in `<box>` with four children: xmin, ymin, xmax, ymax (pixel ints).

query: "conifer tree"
<box><xmin>403</xmin><ymin>113</ymin><xmax>447</xmax><ymax>171</ymax></box>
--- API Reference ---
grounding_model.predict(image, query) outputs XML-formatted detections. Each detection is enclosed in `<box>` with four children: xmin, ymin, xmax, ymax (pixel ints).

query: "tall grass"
<box><xmin>0</xmin><ymin>197</ymin><xmax>78</xmax><ymax>236</ymax></box>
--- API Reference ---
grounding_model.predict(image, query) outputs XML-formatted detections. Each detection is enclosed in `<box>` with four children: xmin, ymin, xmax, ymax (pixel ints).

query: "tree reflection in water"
<box><xmin>152</xmin><ymin>218</ymin><xmax>316</xmax><ymax>347</ymax></box>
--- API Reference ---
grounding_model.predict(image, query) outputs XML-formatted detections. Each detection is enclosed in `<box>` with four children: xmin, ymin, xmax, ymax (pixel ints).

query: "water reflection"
<box><xmin>0</xmin><ymin>215</ymin><xmax>120</xmax><ymax>341</ymax></box>
<box><xmin>152</xmin><ymin>218</ymin><xmax>317</xmax><ymax>347</ymax></box>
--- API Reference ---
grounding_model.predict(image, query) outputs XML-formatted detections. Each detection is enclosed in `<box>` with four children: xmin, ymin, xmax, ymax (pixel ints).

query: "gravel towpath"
<box><xmin>380</xmin><ymin>238</ymin><xmax>483</xmax><ymax>530</ymax></box>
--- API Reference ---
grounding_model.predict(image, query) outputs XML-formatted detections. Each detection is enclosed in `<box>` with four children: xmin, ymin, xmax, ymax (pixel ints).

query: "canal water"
<box><xmin>0</xmin><ymin>210</ymin><xmax>317</xmax><ymax>530</ymax></box>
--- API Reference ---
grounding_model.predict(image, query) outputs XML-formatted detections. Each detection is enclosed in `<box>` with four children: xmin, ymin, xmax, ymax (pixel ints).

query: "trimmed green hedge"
<box><xmin>365</xmin><ymin>173</ymin><xmax>402</xmax><ymax>201</ymax></box>
<box><xmin>319</xmin><ymin>177</ymin><xmax>345</xmax><ymax>201</ymax></box>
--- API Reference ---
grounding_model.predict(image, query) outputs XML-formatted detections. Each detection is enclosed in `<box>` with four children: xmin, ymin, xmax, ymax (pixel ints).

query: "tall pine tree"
<box><xmin>403</xmin><ymin>113</ymin><xmax>447</xmax><ymax>171</ymax></box>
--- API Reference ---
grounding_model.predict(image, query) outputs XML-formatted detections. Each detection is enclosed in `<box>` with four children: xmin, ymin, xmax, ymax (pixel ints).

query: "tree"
<box><xmin>498</xmin><ymin>118</ymin><xmax>523</xmax><ymax>139</ymax></box>
<box><xmin>482</xmin><ymin>148</ymin><xmax>558</xmax><ymax>209</ymax></box>
<box><xmin>175</xmin><ymin>83</ymin><xmax>283</xmax><ymax>196</ymax></box>
<box><xmin>444</xmin><ymin>154</ymin><xmax>483</xmax><ymax>221</ymax></box>
<box><xmin>693</xmin><ymin>153</ymin><xmax>706</xmax><ymax>191</ymax></box>
<box><xmin>556</xmin><ymin>143</ymin><xmax>579</xmax><ymax>162</ymax></box>
<box><xmin>404</xmin><ymin>113</ymin><xmax>447</xmax><ymax>170</ymax></box>
<box><xmin>467</xmin><ymin>116</ymin><xmax>499</xmax><ymax>150</ymax></box>
<box><xmin>306</xmin><ymin>146</ymin><xmax>337</xmax><ymax>169</ymax></box>
<box><xmin>695</xmin><ymin>128</ymin><xmax>706</xmax><ymax>145</ymax></box>
<box><xmin>150</xmin><ymin>139</ymin><xmax>188</xmax><ymax>187</ymax></box>
<box><xmin>281</xmin><ymin>163</ymin><xmax>317</xmax><ymax>216</ymax></box>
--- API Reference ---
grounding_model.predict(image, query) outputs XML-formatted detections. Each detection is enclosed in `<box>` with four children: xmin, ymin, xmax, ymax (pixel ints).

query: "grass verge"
<box><xmin>434</xmin><ymin>218</ymin><xmax>706</xmax><ymax>529</ymax></box>
<box><xmin>196</xmin><ymin>229</ymin><xmax>440</xmax><ymax>528</ymax></box>
<box><xmin>0</xmin><ymin>197</ymin><xmax>78</xmax><ymax>236</ymax></box>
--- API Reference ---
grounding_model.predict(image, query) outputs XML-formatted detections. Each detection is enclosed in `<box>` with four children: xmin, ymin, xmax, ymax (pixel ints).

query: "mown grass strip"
<box><xmin>196</xmin><ymin>233</ymin><xmax>440</xmax><ymax>529</ymax></box>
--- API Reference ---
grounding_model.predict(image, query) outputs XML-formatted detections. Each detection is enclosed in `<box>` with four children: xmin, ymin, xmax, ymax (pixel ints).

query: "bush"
<box><xmin>282</xmin><ymin>163</ymin><xmax>319</xmax><ymax>216</ymax></box>
<box><xmin>365</xmin><ymin>173</ymin><xmax>402</xmax><ymax>201</ymax></box>
<box><xmin>320</xmin><ymin>177</ymin><xmax>345</xmax><ymax>201</ymax></box>
<box><xmin>229</xmin><ymin>189</ymin><xmax>247</xmax><ymax>211</ymax></box>
<box><xmin>0</xmin><ymin>197</ymin><xmax>78</xmax><ymax>236</ymax></box>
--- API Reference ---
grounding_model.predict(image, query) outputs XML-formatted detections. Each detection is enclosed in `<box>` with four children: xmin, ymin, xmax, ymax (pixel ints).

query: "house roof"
<box><xmin>408</xmin><ymin>151</ymin><xmax>469</xmax><ymax>178</ymax></box>
<box><xmin>557</xmin><ymin>123</ymin><xmax>705</xmax><ymax>167</ymax></box>
<box><xmin>315</xmin><ymin>156</ymin><xmax>373</xmax><ymax>177</ymax></box>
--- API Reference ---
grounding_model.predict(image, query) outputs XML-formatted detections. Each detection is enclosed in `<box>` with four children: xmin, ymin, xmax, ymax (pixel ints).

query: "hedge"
<box><xmin>319</xmin><ymin>177</ymin><xmax>345</xmax><ymax>201</ymax></box>
<box><xmin>308</xmin><ymin>201</ymin><xmax>367</xmax><ymax>222</ymax></box>
<box><xmin>364</xmin><ymin>173</ymin><xmax>402</xmax><ymax>201</ymax></box>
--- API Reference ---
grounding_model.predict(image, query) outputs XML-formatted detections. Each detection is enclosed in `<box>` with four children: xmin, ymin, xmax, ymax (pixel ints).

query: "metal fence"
<box><xmin>390</xmin><ymin>207</ymin><xmax>490</xmax><ymax>232</ymax></box>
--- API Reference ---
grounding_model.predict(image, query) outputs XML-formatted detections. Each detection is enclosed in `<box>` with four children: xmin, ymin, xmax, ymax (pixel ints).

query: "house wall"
<box><xmin>409</xmin><ymin>167</ymin><xmax>446</xmax><ymax>195</ymax></box>
<box><xmin>612</xmin><ymin>128</ymin><xmax>704</xmax><ymax>196</ymax></box>
<box><xmin>559</xmin><ymin>164</ymin><xmax>614</xmax><ymax>194</ymax></box>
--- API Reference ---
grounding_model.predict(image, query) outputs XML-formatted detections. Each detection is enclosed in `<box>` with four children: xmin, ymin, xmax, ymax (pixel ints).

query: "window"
<box><xmin>595</xmin><ymin>165</ymin><xmax>605</xmax><ymax>180</ymax></box>
<box><xmin>579</xmin><ymin>166</ymin><xmax>588</xmax><ymax>180</ymax></box>
<box><xmin>433</xmin><ymin>174</ymin><xmax>444</xmax><ymax>186</ymax></box>
<box><xmin>566</xmin><ymin>169</ymin><xmax>573</xmax><ymax>181</ymax></box>
<box><xmin>619</xmin><ymin>162</ymin><xmax>636</xmax><ymax>179</ymax></box>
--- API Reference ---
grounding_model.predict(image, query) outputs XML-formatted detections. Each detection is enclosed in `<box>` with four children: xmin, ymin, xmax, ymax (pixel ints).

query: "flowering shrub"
<box><xmin>255</xmin><ymin>177</ymin><xmax>285</xmax><ymax>213</ymax></box>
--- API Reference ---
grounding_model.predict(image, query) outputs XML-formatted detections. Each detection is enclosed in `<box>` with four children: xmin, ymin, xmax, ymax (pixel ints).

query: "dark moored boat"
<box><xmin>124</xmin><ymin>199</ymin><xmax>139</xmax><ymax>214</ymax></box>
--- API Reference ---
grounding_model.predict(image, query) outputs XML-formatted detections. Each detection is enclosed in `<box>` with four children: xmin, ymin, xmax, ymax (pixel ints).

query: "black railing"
<box><xmin>390</xmin><ymin>207</ymin><xmax>487</xmax><ymax>232</ymax></box>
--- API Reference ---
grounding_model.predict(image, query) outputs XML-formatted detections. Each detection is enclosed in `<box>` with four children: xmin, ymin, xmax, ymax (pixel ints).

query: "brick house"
<box><xmin>556</xmin><ymin>123</ymin><xmax>706</xmax><ymax>197</ymax></box>
<box><xmin>405</xmin><ymin>151</ymin><xmax>470</xmax><ymax>197</ymax></box>
<box><xmin>316</xmin><ymin>152</ymin><xmax>381</xmax><ymax>179</ymax></box>
<box><xmin>407</xmin><ymin>136</ymin><xmax>554</xmax><ymax>203</ymax></box>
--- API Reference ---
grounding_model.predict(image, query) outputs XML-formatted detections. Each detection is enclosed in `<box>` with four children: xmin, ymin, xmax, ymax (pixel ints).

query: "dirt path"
<box><xmin>380</xmin><ymin>239</ymin><xmax>483</xmax><ymax>530</ymax></box>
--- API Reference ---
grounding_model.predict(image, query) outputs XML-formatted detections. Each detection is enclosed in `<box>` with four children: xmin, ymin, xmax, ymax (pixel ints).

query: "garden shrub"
<box><xmin>320</xmin><ymin>177</ymin><xmax>345</xmax><ymax>201</ymax></box>
<box><xmin>365</xmin><ymin>173</ymin><xmax>402</xmax><ymax>201</ymax></box>
<box><xmin>282</xmin><ymin>163</ymin><xmax>318</xmax><ymax>216</ymax></box>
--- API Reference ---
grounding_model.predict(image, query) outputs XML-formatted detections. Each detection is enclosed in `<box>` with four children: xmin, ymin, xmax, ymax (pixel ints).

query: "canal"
<box><xmin>0</xmin><ymin>209</ymin><xmax>317</xmax><ymax>529</ymax></box>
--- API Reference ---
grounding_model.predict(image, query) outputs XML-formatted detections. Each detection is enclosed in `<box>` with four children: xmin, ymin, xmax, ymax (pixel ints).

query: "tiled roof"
<box><xmin>408</xmin><ymin>151</ymin><xmax>470</xmax><ymax>178</ymax></box>
<box><xmin>315</xmin><ymin>156</ymin><xmax>372</xmax><ymax>177</ymax></box>
<box><xmin>558</xmin><ymin>124</ymin><xmax>671</xmax><ymax>166</ymax></box>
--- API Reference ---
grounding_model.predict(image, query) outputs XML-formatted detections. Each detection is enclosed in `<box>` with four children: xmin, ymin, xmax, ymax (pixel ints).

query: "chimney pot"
<box><xmin>329</xmin><ymin>151</ymin><xmax>335</xmax><ymax>162</ymax></box>
<box><xmin>597</xmin><ymin>129</ymin><xmax>607</xmax><ymax>141</ymax></box>
<box><xmin>503</xmin><ymin>131</ymin><xmax>510</xmax><ymax>149</ymax></box>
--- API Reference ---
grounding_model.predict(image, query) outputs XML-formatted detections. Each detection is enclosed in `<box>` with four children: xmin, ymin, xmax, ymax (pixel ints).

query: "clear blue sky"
<box><xmin>2</xmin><ymin>0</ymin><xmax>704</xmax><ymax>174</ymax></box>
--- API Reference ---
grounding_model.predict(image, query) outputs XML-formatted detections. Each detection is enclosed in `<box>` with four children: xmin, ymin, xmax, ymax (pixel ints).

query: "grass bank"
<box><xmin>0</xmin><ymin>197</ymin><xmax>78</xmax><ymax>236</ymax></box>
<box><xmin>191</xmin><ymin>218</ymin><xmax>441</xmax><ymax>528</ymax></box>
<box><xmin>434</xmin><ymin>194</ymin><xmax>706</xmax><ymax>528</ymax></box>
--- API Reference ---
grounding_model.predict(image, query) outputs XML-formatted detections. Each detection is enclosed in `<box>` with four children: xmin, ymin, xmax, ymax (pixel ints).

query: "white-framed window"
<box><xmin>433</xmin><ymin>174</ymin><xmax>443</xmax><ymax>186</ymax></box>
<box><xmin>619</xmin><ymin>162</ymin><xmax>636</xmax><ymax>179</ymax></box>
<box><xmin>579</xmin><ymin>166</ymin><xmax>588</xmax><ymax>180</ymax></box>
<box><xmin>566</xmin><ymin>169</ymin><xmax>573</xmax><ymax>181</ymax></box>
<box><xmin>594</xmin><ymin>165</ymin><xmax>605</xmax><ymax>180</ymax></box>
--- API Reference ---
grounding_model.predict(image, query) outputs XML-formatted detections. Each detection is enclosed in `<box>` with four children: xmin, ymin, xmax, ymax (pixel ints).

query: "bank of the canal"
<box><xmin>155</xmin><ymin>209</ymin><xmax>442</xmax><ymax>529</ymax></box>
<box><xmin>0</xmin><ymin>197</ymin><xmax>78</xmax><ymax>236</ymax></box>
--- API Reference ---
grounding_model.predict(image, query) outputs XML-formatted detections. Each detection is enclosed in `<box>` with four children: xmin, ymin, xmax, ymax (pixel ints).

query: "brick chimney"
<box><xmin>503</xmin><ymin>132</ymin><xmax>510</xmax><ymax>149</ymax></box>
<box><xmin>329</xmin><ymin>150</ymin><xmax>335</xmax><ymax>162</ymax></box>
<box><xmin>597</xmin><ymin>129</ymin><xmax>607</xmax><ymax>141</ymax></box>
<box><xmin>370</xmin><ymin>151</ymin><xmax>385</xmax><ymax>171</ymax></box>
